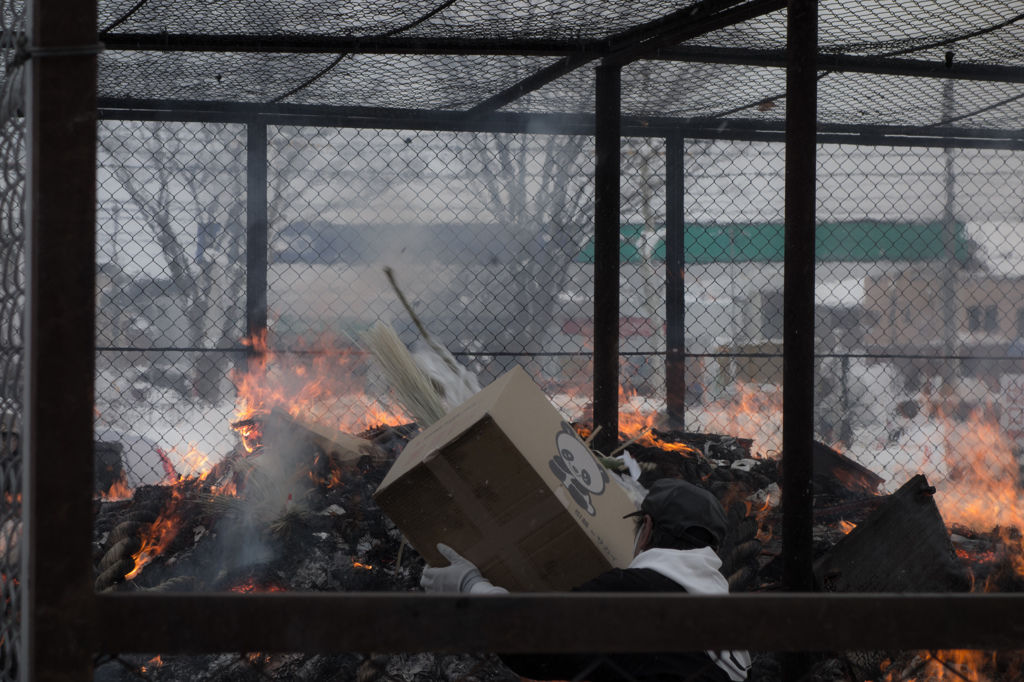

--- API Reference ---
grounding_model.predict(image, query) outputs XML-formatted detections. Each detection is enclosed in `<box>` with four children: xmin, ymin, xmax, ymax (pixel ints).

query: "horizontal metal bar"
<box><xmin>97</xmin><ymin>100</ymin><xmax>599</xmax><ymax>134</ymax></box>
<box><xmin>815</xmin><ymin>133</ymin><xmax>1024</xmax><ymax>151</ymax></box>
<box><xmin>656</xmin><ymin>46</ymin><xmax>1024</xmax><ymax>84</ymax></box>
<box><xmin>97</xmin><ymin>35</ymin><xmax>1024</xmax><ymax>87</ymax></box>
<box><xmin>91</xmin><ymin>347</ymin><xmax>1024</xmax><ymax>362</ymax></box>
<box><xmin>95</xmin><ymin>593</ymin><xmax>1024</xmax><ymax>654</ymax></box>
<box><xmin>607</xmin><ymin>0</ymin><xmax>787</xmax><ymax>67</ymax></box>
<box><xmin>96</xmin><ymin>100</ymin><xmax>1024</xmax><ymax>147</ymax></box>
<box><xmin>97</xmin><ymin>346</ymin><xmax>249</xmax><ymax>353</ymax></box>
<box><xmin>100</xmin><ymin>34</ymin><xmax>603</xmax><ymax>55</ymax></box>
<box><xmin>470</xmin><ymin>0</ymin><xmax>785</xmax><ymax>115</ymax></box>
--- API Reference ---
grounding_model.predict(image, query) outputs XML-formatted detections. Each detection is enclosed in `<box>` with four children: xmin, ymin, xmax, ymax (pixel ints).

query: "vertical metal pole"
<box><xmin>781</xmin><ymin>0</ymin><xmax>818</xmax><ymax>611</ymax></box>
<box><xmin>246</xmin><ymin>121</ymin><xmax>269</xmax><ymax>368</ymax></box>
<box><xmin>840</xmin><ymin>353</ymin><xmax>851</xmax><ymax>444</ymax></box>
<box><xmin>24</xmin><ymin>0</ymin><xmax>98</xmax><ymax>677</ymax></box>
<box><xmin>940</xmin><ymin>77</ymin><xmax>959</xmax><ymax>391</ymax></box>
<box><xmin>592</xmin><ymin>62</ymin><xmax>622</xmax><ymax>455</ymax></box>
<box><xmin>665</xmin><ymin>133</ymin><xmax>687</xmax><ymax>427</ymax></box>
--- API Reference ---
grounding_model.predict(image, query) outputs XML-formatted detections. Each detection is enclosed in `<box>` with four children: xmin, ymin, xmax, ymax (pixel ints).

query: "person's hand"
<box><xmin>419</xmin><ymin>543</ymin><xmax>487</xmax><ymax>593</ymax></box>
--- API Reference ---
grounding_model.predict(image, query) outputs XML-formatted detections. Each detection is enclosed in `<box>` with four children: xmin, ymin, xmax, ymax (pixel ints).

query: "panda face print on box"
<box><xmin>549</xmin><ymin>422</ymin><xmax>609</xmax><ymax>516</ymax></box>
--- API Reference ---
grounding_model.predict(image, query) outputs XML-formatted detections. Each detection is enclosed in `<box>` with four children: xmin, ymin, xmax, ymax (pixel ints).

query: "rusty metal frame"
<box><xmin>94</xmin><ymin>101</ymin><xmax>1024</xmax><ymax>151</ymax></box>
<box><xmin>24</xmin><ymin>0</ymin><xmax>99</xmax><ymax>678</ymax></box>
<box><xmin>24</xmin><ymin>1</ymin><xmax>1024</xmax><ymax>681</ymax></box>
<box><xmin>469</xmin><ymin>0</ymin><xmax>786</xmax><ymax>115</ymax></box>
<box><xmin>91</xmin><ymin>592</ymin><xmax>1024</xmax><ymax>653</ymax></box>
<box><xmin>780</xmin><ymin>0</ymin><xmax>816</xmax><ymax>597</ymax></box>
<box><xmin>664</xmin><ymin>132</ymin><xmax>687</xmax><ymax>426</ymax></box>
<box><xmin>591</xmin><ymin>61</ymin><xmax>623</xmax><ymax>456</ymax></box>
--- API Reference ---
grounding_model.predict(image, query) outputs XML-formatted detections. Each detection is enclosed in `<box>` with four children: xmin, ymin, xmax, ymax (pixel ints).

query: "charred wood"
<box><xmin>94</xmin><ymin>440</ymin><xmax>125</xmax><ymax>494</ymax></box>
<box><xmin>813</xmin><ymin>475</ymin><xmax>970</xmax><ymax>680</ymax></box>
<box><xmin>138</xmin><ymin>576</ymin><xmax>197</xmax><ymax>592</ymax></box>
<box><xmin>652</xmin><ymin>429</ymin><xmax>754</xmax><ymax>461</ymax></box>
<box><xmin>812</xmin><ymin>496</ymin><xmax>889</xmax><ymax>525</ymax></box>
<box><xmin>813</xmin><ymin>474</ymin><xmax>969</xmax><ymax>593</ymax></box>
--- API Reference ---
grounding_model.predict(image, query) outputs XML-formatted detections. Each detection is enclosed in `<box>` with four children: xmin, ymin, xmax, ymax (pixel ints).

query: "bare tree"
<box><xmin>99</xmin><ymin>121</ymin><xmax>246</xmax><ymax>402</ymax></box>
<box><xmin>628</xmin><ymin>138</ymin><xmax>667</xmax><ymax>396</ymax></box>
<box><xmin>457</xmin><ymin>132</ymin><xmax>593</xmax><ymax>379</ymax></box>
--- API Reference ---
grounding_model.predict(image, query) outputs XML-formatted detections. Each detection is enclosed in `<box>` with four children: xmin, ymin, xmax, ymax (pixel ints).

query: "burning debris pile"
<box><xmin>90</xmin><ymin>335</ymin><xmax>1024</xmax><ymax>682</ymax></box>
<box><xmin>94</xmin><ymin>415</ymin><xmax>419</xmax><ymax>596</ymax></box>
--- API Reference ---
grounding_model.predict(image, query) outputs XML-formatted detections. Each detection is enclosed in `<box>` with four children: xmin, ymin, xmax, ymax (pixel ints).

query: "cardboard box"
<box><xmin>374</xmin><ymin>365</ymin><xmax>639</xmax><ymax>591</ymax></box>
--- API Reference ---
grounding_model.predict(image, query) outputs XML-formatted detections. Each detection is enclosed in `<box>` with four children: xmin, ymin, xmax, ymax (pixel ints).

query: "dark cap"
<box><xmin>625</xmin><ymin>479</ymin><xmax>729</xmax><ymax>548</ymax></box>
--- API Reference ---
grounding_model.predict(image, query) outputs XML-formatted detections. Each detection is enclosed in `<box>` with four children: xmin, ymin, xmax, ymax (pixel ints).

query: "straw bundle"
<box><xmin>382</xmin><ymin>267</ymin><xmax>481</xmax><ymax>411</ymax></box>
<box><xmin>361</xmin><ymin>321</ymin><xmax>447</xmax><ymax>428</ymax></box>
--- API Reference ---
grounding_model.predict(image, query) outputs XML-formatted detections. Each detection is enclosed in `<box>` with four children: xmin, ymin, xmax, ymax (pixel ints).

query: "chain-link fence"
<box><xmin>0</xmin><ymin>0</ymin><xmax>26</xmax><ymax>678</ymax></box>
<box><xmin>96</xmin><ymin>120</ymin><xmax>1024</xmax><ymax>523</ymax></box>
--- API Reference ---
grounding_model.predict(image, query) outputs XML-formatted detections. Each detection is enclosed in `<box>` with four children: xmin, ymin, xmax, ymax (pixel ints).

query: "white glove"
<box><xmin>420</xmin><ymin>543</ymin><xmax>489</xmax><ymax>593</ymax></box>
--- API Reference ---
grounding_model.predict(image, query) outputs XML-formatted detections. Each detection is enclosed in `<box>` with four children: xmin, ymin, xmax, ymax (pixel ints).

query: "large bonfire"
<box><xmin>92</xmin><ymin>333</ymin><xmax>1024</xmax><ymax>682</ymax></box>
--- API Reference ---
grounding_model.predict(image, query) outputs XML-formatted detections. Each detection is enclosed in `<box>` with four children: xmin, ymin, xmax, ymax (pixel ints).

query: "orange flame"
<box><xmin>614</xmin><ymin>400</ymin><xmax>700</xmax><ymax>458</ymax></box>
<box><xmin>176</xmin><ymin>444</ymin><xmax>214</xmax><ymax>480</ymax></box>
<box><xmin>310</xmin><ymin>452</ymin><xmax>346</xmax><ymax>489</ymax></box>
<box><xmin>353</xmin><ymin>560</ymin><xmax>373</xmax><ymax>570</ymax></box>
<box><xmin>881</xmin><ymin>650</ymin><xmax>996</xmax><ymax>682</ymax></box>
<box><xmin>837</xmin><ymin>520</ymin><xmax>857</xmax><ymax>534</ymax></box>
<box><xmin>702</xmin><ymin>383</ymin><xmax>783</xmax><ymax>457</ymax></box>
<box><xmin>125</xmin><ymin>488</ymin><xmax>185</xmax><ymax>580</ymax></box>
<box><xmin>140</xmin><ymin>655</ymin><xmax>163</xmax><ymax>673</ymax></box>
<box><xmin>98</xmin><ymin>472</ymin><xmax>133</xmax><ymax>501</ymax></box>
<box><xmin>230</xmin><ymin>331</ymin><xmax>407</xmax><ymax>442</ymax></box>
<box><xmin>935</xmin><ymin>414</ymin><xmax>1023</xmax><ymax>529</ymax></box>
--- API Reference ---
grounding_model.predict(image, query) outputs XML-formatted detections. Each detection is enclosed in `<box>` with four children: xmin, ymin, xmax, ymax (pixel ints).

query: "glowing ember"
<box><xmin>353</xmin><ymin>560</ymin><xmax>373</xmax><ymax>570</ymax></box>
<box><xmin>231</xmin><ymin>417</ymin><xmax>264</xmax><ymax>454</ymax></box>
<box><xmin>228</xmin><ymin>576</ymin><xmax>287</xmax><ymax>593</ymax></box>
<box><xmin>140</xmin><ymin>655</ymin><xmax>163</xmax><ymax>673</ymax></box>
<box><xmin>883</xmin><ymin>650</ymin><xmax>996</xmax><ymax>682</ymax></box>
<box><xmin>837</xmin><ymin>520</ymin><xmax>857</xmax><ymax>534</ymax></box>
<box><xmin>310</xmin><ymin>452</ymin><xmax>345</xmax><ymax>489</ymax></box>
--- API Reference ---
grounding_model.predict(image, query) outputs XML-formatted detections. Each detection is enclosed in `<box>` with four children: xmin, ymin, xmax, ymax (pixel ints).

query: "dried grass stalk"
<box><xmin>268</xmin><ymin>507</ymin><xmax>312</xmax><ymax>541</ymax></box>
<box><xmin>361</xmin><ymin>321</ymin><xmax>446</xmax><ymax>428</ymax></box>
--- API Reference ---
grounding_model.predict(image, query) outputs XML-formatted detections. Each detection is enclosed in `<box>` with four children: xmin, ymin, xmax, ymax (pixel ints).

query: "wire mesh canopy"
<box><xmin>97</xmin><ymin>0</ymin><xmax>1024</xmax><ymax>136</ymax></box>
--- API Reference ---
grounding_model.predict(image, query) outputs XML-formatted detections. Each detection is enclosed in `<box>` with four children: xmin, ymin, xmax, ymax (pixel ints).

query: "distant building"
<box><xmin>862</xmin><ymin>261</ymin><xmax>1024</xmax><ymax>386</ymax></box>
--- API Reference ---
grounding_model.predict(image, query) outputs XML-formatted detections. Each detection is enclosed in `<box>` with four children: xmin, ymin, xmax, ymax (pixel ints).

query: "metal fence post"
<box><xmin>24</xmin><ymin>0</ymin><xmax>99</xmax><ymax>676</ymax></box>
<box><xmin>781</xmin><ymin>0</ymin><xmax>817</xmax><ymax>608</ymax></box>
<box><xmin>940</xmin><ymin>77</ymin><xmax>960</xmax><ymax>390</ymax></box>
<box><xmin>246</xmin><ymin>120</ymin><xmax>269</xmax><ymax>367</ymax></box>
<box><xmin>593</xmin><ymin>62</ymin><xmax>622</xmax><ymax>454</ymax></box>
<box><xmin>665</xmin><ymin>133</ymin><xmax>687</xmax><ymax>427</ymax></box>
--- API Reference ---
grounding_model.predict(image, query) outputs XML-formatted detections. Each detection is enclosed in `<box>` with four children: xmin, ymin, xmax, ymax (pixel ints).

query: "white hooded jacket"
<box><xmin>470</xmin><ymin>545</ymin><xmax>751</xmax><ymax>681</ymax></box>
<box><xmin>630</xmin><ymin>547</ymin><xmax>752</xmax><ymax>681</ymax></box>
